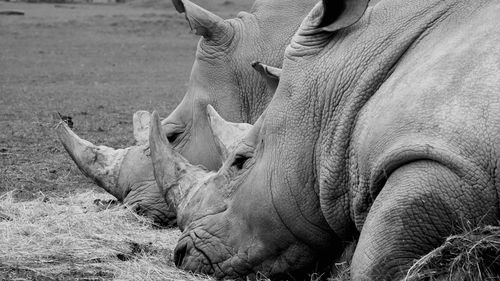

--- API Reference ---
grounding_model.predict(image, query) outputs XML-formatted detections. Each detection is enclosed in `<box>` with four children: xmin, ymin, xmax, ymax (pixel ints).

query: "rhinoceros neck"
<box><xmin>307</xmin><ymin>0</ymin><xmax>465</xmax><ymax>236</ymax></box>
<box><xmin>234</xmin><ymin>0</ymin><xmax>318</xmax><ymax>124</ymax></box>
<box><xmin>251</xmin><ymin>0</ymin><xmax>318</xmax><ymax>21</ymax></box>
<box><xmin>252</xmin><ymin>0</ymin><xmax>319</xmax><ymax>65</ymax></box>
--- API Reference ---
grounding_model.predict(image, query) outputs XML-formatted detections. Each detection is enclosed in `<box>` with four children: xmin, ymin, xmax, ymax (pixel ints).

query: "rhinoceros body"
<box><xmin>149</xmin><ymin>0</ymin><xmax>500</xmax><ymax>279</ymax></box>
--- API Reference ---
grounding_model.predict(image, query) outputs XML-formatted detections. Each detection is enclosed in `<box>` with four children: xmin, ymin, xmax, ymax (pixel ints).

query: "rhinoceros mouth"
<box><xmin>174</xmin><ymin>230</ymin><xmax>237</xmax><ymax>279</ymax></box>
<box><xmin>174</xmin><ymin>238</ymin><xmax>216</xmax><ymax>275</ymax></box>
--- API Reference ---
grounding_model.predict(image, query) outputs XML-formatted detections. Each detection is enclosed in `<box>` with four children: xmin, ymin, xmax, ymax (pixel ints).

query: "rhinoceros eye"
<box><xmin>231</xmin><ymin>154</ymin><xmax>250</xmax><ymax>170</ymax></box>
<box><xmin>166</xmin><ymin>131</ymin><xmax>182</xmax><ymax>143</ymax></box>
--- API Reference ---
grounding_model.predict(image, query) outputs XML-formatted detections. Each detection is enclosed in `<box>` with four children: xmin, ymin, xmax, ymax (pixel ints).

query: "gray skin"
<box><xmin>149</xmin><ymin>0</ymin><xmax>500</xmax><ymax>279</ymax></box>
<box><xmin>57</xmin><ymin>0</ymin><xmax>316</xmax><ymax>226</ymax></box>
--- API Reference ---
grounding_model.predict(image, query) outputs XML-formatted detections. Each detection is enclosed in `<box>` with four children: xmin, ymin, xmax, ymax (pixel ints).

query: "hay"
<box><xmin>0</xmin><ymin>191</ymin><xmax>212</xmax><ymax>281</ymax></box>
<box><xmin>3</xmin><ymin>188</ymin><xmax>499</xmax><ymax>281</ymax></box>
<box><xmin>326</xmin><ymin>228</ymin><xmax>500</xmax><ymax>281</ymax></box>
<box><xmin>404</xmin><ymin>226</ymin><xmax>500</xmax><ymax>281</ymax></box>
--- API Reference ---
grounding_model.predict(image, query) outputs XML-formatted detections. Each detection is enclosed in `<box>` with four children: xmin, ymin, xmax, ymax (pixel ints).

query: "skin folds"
<box><xmin>150</xmin><ymin>0</ymin><xmax>500</xmax><ymax>279</ymax></box>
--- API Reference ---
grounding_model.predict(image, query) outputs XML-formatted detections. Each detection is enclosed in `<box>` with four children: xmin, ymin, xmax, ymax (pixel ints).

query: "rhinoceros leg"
<box><xmin>351</xmin><ymin>160</ymin><xmax>497</xmax><ymax>280</ymax></box>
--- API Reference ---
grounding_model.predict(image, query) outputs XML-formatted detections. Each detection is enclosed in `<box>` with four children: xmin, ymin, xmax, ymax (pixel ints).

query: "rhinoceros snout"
<box><xmin>173</xmin><ymin>236</ymin><xmax>222</xmax><ymax>276</ymax></box>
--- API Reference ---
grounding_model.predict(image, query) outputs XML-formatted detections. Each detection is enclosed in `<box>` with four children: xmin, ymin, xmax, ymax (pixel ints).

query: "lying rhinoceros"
<box><xmin>57</xmin><ymin>0</ymin><xmax>316</xmax><ymax>226</ymax></box>
<box><xmin>149</xmin><ymin>0</ymin><xmax>500</xmax><ymax>279</ymax></box>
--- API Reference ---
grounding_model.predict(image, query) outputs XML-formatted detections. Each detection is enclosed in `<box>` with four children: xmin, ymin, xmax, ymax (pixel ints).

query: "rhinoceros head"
<box><xmin>160</xmin><ymin>0</ymin><xmax>294</xmax><ymax>171</ymax></box>
<box><xmin>150</xmin><ymin>109</ymin><xmax>338</xmax><ymax>279</ymax></box>
<box><xmin>56</xmin><ymin>115</ymin><xmax>177</xmax><ymax>226</ymax></box>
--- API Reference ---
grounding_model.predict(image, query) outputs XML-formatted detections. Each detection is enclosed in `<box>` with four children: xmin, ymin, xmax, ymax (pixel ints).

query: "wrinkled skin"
<box><xmin>150</xmin><ymin>0</ymin><xmax>500</xmax><ymax>279</ymax></box>
<box><xmin>58</xmin><ymin>0</ymin><xmax>317</xmax><ymax>226</ymax></box>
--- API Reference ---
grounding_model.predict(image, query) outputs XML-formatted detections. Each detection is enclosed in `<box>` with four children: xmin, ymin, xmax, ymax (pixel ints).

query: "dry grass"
<box><xmin>4</xmin><ymin>186</ymin><xmax>499</xmax><ymax>281</ymax></box>
<box><xmin>404</xmin><ymin>226</ymin><xmax>500</xmax><ymax>281</ymax></box>
<box><xmin>0</xmin><ymin>190</ymin><xmax>213</xmax><ymax>281</ymax></box>
<box><xmin>328</xmin><ymin>242</ymin><xmax>356</xmax><ymax>281</ymax></box>
<box><xmin>325</xmin><ymin>227</ymin><xmax>500</xmax><ymax>281</ymax></box>
<box><xmin>0</xmin><ymin>188</ymin><xmax>338</xmax><ymax>281</ymax></box>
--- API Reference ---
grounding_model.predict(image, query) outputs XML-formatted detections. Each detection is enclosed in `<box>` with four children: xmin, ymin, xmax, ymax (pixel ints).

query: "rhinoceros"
<box><xmin>149</xmin><ymin>0</ymin><xmax>500</xmax><ymax>279</ymax></box>
<box><xmin>57</xmin><ymin>0</ymin><xmax>316</xmax><ymax>226</ymax></box>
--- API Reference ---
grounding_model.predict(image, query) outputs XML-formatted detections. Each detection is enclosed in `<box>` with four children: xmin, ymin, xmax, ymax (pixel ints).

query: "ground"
<box><xmin>0</xmin><ymin>0</ymin><xmax>250</xmax><ymax>202</ymax></box>
<box><xmin>0</xmin><ymin>1</ymin><xmax>250</xmax><ymax>280</ymax></box>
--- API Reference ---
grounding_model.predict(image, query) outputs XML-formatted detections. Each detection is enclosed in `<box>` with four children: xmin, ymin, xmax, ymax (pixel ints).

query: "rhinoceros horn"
<box><xmin>132</xmin><ymin>110</ymin><xmax>151</xmax><ymax>146</ymax></box>
<box><xmin>56</xmin><ymin>119</ymin><xmax>128</xmax><ymax>200</ymax></box>
<box><xmin>149</xmin><ymin>111</ymin><xmax>180</xmax><ymax>201</ymax></box>
<box><xmin>172</xmin><ymin>0</ymin><xmax>233</xmax><ymax>40</ymax></box>
<box><xmin>149</xmin><ymin>111</ymin><xmax>209</xmax><ymax>210</ymax></box>
<box><xmin>206</xmin><ymin>105</ymin><xmax>253</xmax><ymax>156</ymax></box>
<box><xmin>150</xmin><ymin>111</ymin><xmax>217</xmax><ymax>228</ymax></box>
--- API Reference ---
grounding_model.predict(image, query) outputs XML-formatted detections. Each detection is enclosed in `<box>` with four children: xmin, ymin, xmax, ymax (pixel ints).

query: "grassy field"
<box><xmin>0</xmin><ymin>1</ymin><xmax>249</xmax><ymax>280</ymax></box>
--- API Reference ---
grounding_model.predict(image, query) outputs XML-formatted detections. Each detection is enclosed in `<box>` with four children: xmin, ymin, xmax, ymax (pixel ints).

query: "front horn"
<box><xmin>149</xmin><ymin>111</ymin><xmax>190</xmax><ymax>208</ymax></box>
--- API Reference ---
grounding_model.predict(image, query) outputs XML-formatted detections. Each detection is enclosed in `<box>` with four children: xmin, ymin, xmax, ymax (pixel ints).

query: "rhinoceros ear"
<box><xmin>172</xmin><ymin>0</ymin><xmax>233</xmax><ymax>40</ymax></box>
<box><xmin>251</xmin><ymin>61</ymin><xmax>281</xmax><ymax>80</ymax></box>
<box><xmin>317</xmin><ymin>0</ymin><xmax>369</xmax><ymax>32</ymax></box>
<box><xmin>133</xmin><ymin>111</ymin><xmax>151</xmax><ymax>146</ymax></box>
<box><xmin>251</xmin><ymin>61</ymin><xmax>281</xmax><ymax>93</ymax></box>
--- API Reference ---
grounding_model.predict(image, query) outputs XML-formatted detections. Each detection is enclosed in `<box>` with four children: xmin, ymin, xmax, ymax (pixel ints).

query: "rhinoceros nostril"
<box><xmin>174</xmin><ymin>243</ymin><xmax>188</xmax><ymax>267</ymax></box>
